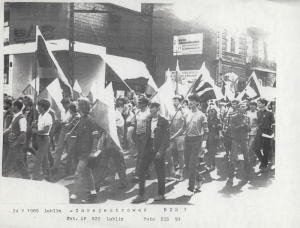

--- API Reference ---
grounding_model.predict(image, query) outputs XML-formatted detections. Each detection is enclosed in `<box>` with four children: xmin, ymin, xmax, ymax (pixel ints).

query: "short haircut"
<box><xmin>24</xmin><ymin>95</ymin><xmax>34</xmax><ymax>106</ymax></box>
<box><xmin>249</xmin><ymin>101</ymin><xmax>257</xmax><ymax>107</ymax></box>
<box><xmin>138</xmin><ymin>97</ymin><xmax>149</xmax><ymax>105</ymax></box>
<box><xmin>61</xmin><ymin>98</ymin><xmax>71</xmax><ymax>105</ymax></box>
<box><xmin>37</xmin><ymin>99</ymin><xmax>51</xmax><ymax>111</ymax></box>
<box><xmin>258</xmin><ymin>98</ymin><xmax>268</xmax><ymax>106</ymax></box>
<box><xmin>237</xmin><ymin>103</ymin><xmax>247</xmax><ymax>108</ymax></box>
<box><xmin>149</xmin><ymin>102</ymin><xmax>160</xmax><ymax>109</ymax></box>
<box><xmin>4</xmin><ymin>97</ymin><xmax>13</xmax><ymax>107</ymax></box>
<box><xmin>270</xmin><ymin>100</ymin><xmax>276</xmax><ymax>106</ymax></box>
<box><xmin>69</xmin><ymin>102</ymin><xmax>78</xmax><ymax>113</ymax></box>
<box><xmin>173</xmin><ymin>95</ymin><xmax>183</xmax><ymax>102</ymax></box>
<box><xmin>188</xmin><ymin>93</ymin><xmax>200</xmax><ymax>102</ymax></box>
<box><xmin>12</xmin><ymin>100</ymin><xmax>23</xmax><ymax>110</ymax></box>
<box><xmin>183</xmin><ymin>99</ymin><xmax>188</xmax><ymax>106</ymax></box>
<box><xmin>231</xmin><ymin>99</ymin><xmax>240</xmax><ymax>105</ymax></box>
<box><xmin>78</xmin><ymin>97</ymin><xmax>91</xmax><ymax>113</ymax></box>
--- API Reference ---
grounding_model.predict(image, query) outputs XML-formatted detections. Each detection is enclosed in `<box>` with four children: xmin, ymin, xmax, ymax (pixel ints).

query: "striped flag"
<box><xmin>36</xmin><ymin>26</ymin><xmax>72</xmax><ymax>96</ymax></box>
<box><xmin>191</xmin><ymin>62</ymin><xmax>223</xmax><ymax>102</ymax></box>
<box><xmin>237</xmin><ymin>71</ymin><xmax>261</xmax><ymax>100</ymax></box>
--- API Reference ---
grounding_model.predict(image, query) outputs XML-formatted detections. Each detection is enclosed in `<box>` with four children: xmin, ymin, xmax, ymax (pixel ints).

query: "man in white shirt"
<box><xmin>246</xmin><ymin>101</ymin><xmax>258</xmax><ymax>167</ymax></box>
<box><xmin>2</xmin><ymin>100</ymin><xmax>31</xmax><ymax>179</ymax></box>
<box><xmin>31</xmin><ymin>99</ymin><xmax>53</xmax><ymax>181</ymax></box>
<box><xmin>51</xmin><ymin>98</ymin><xmax>72</xmax><ymax>174</ymax></box>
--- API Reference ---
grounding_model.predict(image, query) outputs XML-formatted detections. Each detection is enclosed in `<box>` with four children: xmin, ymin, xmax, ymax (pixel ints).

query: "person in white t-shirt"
<box><xmin>246</xmin><ymin>101</ymin><xmax>258</xmax><ymax>167</ymax></box>
<box><xmin>31</xmin><ymin>99</ymin><xmax>53</xmax><ymax>181</ymax></box>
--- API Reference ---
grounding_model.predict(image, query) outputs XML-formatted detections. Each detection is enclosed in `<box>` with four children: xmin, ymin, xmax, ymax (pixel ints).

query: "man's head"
<box><xmin>37</xmin><ymin>99</ymin><xmax>51</xmax><ymax>113</ymax></box>
<box><xmin>77</xmin><ymin>97</ymin><xmax>91</xmax><ymax>115</ymax></box>
<box><xmin>3</xmin><ymin>97</ymin><xmax>13</xmax><ymax>110</ymax></box>
<box><xmin>270</xmin><ymin>100</ymin><xmax>276</xmax><ymax>111</ymax></box>
<box><xmin>138</xmin><ymin>97</ymin><xmax>149</xmax><ymax>109</ymax></box>
<box><xmin>231</xmin><ymin>99</ymin><xmax>240</xmax><ymax>109</ymax></box>
<box><xmin>116</xmin><ymin>97</ymin><xmax>126</xmax><ymax>108</ymax></box>
<box><xmin>207</xmin><ymin>105</ymin><xmax>218</xmax><ymax>118</ymax></box>
<box><xmin>188</xmin><ymin>94</ymin><xmax>200</xmax><ymax>108</ymax></box>
<box><xmin>12</xmin><ymin>100</ymin><xmax>23</xmax><ymax>113</ymax></box>
<box><xmin>69</xmin><ymin>102</ymin><xmax>78</xmax><ymax>115</ymax></box>
<box><xmin>257</xmin><ymin>98</ymin><xmax>268</xmax><ymax>109</ymax></box>
<box><xmin>182</xmin><ymin>99</ymin><xmax>189</xmax><ymax>108</ymax></box>
<box><xmin>249</xmin><ymin>101</ymin><xmax>257</xmax><ymax>112</ymax></box>
<box><xmin>149</xmin><ymin>102</ymin><xmax>160</xmax><ymax>116</ymax></box>
<box><xmin>237</xmin><ymin>103</ymin><xmax>247</xmax><ymax>115</ymax></box>
<box><xmin>61</xmin><ymin>98</ymin><xmax>71</xmax><ymax>111</ymax></box>
<box><xmin>23</xmin><ymin>95</ymin><xmax>34</xmax><ymax>107</ymax></box>
<box><xmin>172</xmin><ymin>95</ymin><xmax>183</xmax><ymax>108</ymax></box>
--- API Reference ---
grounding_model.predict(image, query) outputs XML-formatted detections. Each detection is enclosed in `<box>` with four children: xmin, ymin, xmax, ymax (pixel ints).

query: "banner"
<box><xmin>173</xmin><ymin>33</ymin><xmax>203</xmax><ymax>55</ymax></box>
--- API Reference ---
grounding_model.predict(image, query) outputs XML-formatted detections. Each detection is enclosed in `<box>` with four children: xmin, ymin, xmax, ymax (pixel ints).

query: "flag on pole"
<box><xmin>175</xmin><ymin>60</ymin><xmax>183</xmax><ymax>95</ymax></box>
<box><xmin>151</xmin><ymin>74</ymin><xmax>175</xmax><ymax>118</ymax></box>
<box><xmin>145</xmin><ymin>77</ymin><xmax>158</xmax><ymax>95</ymax></box>
<box><xmin>221</xmin><ymin>80</ymin><xmax>235</xmax><ymax>101</ymax></box>
<box><xmin>91</xmin><ymin>83</ymin><xmax>121</xmax><ymax>149</ymax></box>
<box><xmin>73</xmin><ymin>79</ymin><xmax>83</xmax><ymax>100</ymax></box>
<box><xmin>36</xmin><ymin>26</ymin><xmax>72</xmax><ymax>96</ymax></box>
<box><xmin>191</xmin><ymin>62</ymin><xmax>223</xmax><ymax>102</ymax></box>
<box><xmin>37</xmin><ymin>78</ymin><xmax>65</xmax><ymax>120</ymax></box>
<box><xmin>237</xmin><ymin>71</ymin><xmax>261</xmax><ymax>100</ymax></box>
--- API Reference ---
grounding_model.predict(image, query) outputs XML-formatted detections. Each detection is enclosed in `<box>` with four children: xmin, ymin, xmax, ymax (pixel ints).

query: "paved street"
<box><xmin>12</xmin><ymin>147</ymin><xmax>275</xmax><ymax>205</ymax></box>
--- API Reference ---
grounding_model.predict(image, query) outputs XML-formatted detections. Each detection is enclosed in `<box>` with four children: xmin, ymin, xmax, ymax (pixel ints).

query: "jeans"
<box><xmin>93</xmin><ymin>148</ymin><xmax>127</xmax><ymax>190</ymax></box>
<box><xmin>207</xmin><ymin>139</ymin><xmax>218</xmax><ymax>167</ymax></box>
<box><xmin>139</xmin><ymin>138</ymin><xmax>165</xmax><ymax>196</ymax></box>
<box><xmin>73</xmin><ymin>154</ymin><xmax>95</xmax><ymax>195</ymax></box>
<box><xmin>53</xmin><ymin>127</ymin><xmax>69</xmax><ymax>169</ymax></box>
<box><xmin>185</xmin><ymin>136</ymin><xmax>204</xmax><ymax>191</ymax></box>
<box><xmin>248</xmin><ymin>135</ymin><xmax>256</xmax><ymax>166</ymax></box>
<box><xmin>253</xmin><ymin>134</ymin><xmax>271</xmax><ymax>168</ymax></box>
<box><xmin>32</xmin><ymin>135</ymin><xmax>51</xmax><ymax>180</ymax></box>
<box><xmin>64</xmin><ymin>137</ymin><xmax>78</xmax><ymax>173</ymax></box>
<box><xmin>135</xmin><ymin>133</ymin><xmax>148</xmax><ymax>176</ymax></box>
<box><xmin>2</xmin><ymin>142</ymin><xmax>31</xmax><ymax>179</ymax></box>
<box><xmin>228</xmin><ymin>138</ymin><xmax>253</xmax><ymax>179</ymax></box>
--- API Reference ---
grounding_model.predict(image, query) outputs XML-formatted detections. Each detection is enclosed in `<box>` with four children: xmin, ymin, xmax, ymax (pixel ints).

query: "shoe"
<box><xmin>226</xmin><ymin>178</ymin><xmax>233</xmax><ymax>186</ymax></box>
<box><xmin>81</xmin><ymin>194</ymin><xmax>97</xmax><ymax>203</ymax></box>
<box><xmin>132</xmin><ymin>194</ymin><xmax>145</xmax><ymax>203</ymax></box>
<box><xmin>176</xmin><ymin>176</ymin><xmax>184</xmax><ymax>182</ymax></box>
<box><xmin>95</xmin><ymin>185</ymin><xmax>101</xmax><ymax>193</ymax></box>
<box><xmin>195</xmin><ymin>179</ymin><xmax>204</xmax><ymax>190</ymax></box>
<box><xmin>44</xmin><ymin>176</ymin><xmax>52</xmax><ymax>182</ymax></box>
<box><xmin>154</xmin><ymin>195</ymin><xmax>165</xmax><ymax>201</ymax></box>
<box><xmin>132</xmin><ymin>177</ymin><xmax>139</xmax><ymax>183</ymax></box>
<box><xmin>50</xmin><ymin>168</ymin><xmax>58</xmax><ymax>174</ymax></box>
<box><xmin>183</xmin><ymin>189</ymin><xmax>194</xmax><ymax>197</ymax></box>
<box><xmin>260</xmin><ymin>167</ymin><xmax>268</xmax><ymax>173</ymax></box>
<box><xmin>117</xmin><ymin>184</ymin><xmax>128</xmax><ymax>189</ymax></box>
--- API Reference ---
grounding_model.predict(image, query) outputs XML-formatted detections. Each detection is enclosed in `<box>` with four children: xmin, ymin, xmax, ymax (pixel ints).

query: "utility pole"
<box><xmin>69</xmin><ymin>3</ymin><xmax>75</xmax><ymax>87</ymax></box>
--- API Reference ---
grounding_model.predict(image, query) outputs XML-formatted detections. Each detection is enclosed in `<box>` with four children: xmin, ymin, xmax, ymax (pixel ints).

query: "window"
<box><xmin>258</xmin><ymin>79</ymin><xmax>263</xmax><ymax>86</ymax></box>
<box><xmin>246</xmin><ymin>35</ymin><xmax>253</xmax><ymax>63</ymax></box>
<box><xmin>226</xmin><ymin>30</ymin><xmax>239</xmax><ymax>54</ymax></box>
<box><xmin>4</xmin><ymin>55</ymin><xmax>9</xmax><ymax>84</ymax></box>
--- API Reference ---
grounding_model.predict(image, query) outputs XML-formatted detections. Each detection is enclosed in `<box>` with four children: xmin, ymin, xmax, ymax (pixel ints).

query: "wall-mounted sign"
<box><xmin>173</xmin><ymin>33</ymin><xmax>203</xmax><ymax>56</ymax></box>
<box><xmin>167</xmin><ymin>70</ymin><xmax>199</xmax><ymax>87</ymax></box>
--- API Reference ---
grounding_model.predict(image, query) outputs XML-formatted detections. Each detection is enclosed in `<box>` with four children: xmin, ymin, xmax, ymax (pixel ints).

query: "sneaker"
<box><xmin>183</xmin><ymin>189</ymin><xmax>194</xmax><ymax>197</ymax></box>
<box><xmin>154</xmin><ymin>195</ymin><xmax>165</xmax><ymax>201</ymax></box>
<box><xmin>195</xmin><ymin>179</ymin><xmax>204</xmax><ymax>190</ymax></box>
<box><xmin>176</xmin><ymin>176</ymin><xmax>184</xmax><ymax>182</ymax></box>
<box><xmin>81</xmin><ymin>194</ymin><xmax>97</xmax><ymax>203</ymax></box>
<box><xmin>132</xmin><ymin>194</ymin><xmax>145</xmax><ymax>203</ymax></box>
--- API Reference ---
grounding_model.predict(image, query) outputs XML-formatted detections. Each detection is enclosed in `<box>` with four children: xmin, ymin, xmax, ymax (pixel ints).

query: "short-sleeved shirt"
<box><xmin>133</xmin><ymin>108</ymin><xmax>151</xmax><ymax>135</ymax></box>
<box><xmin>246</xmin><ymin>111</ymin><xmax>258</xmax><ymax>136</ymax></box>
<box><xmin>185</xmin><ymin>110</ymin><xmax>208</xmax><ymax>137</ymax></box>
<box><xmin>38</xmin><ymin>111</ymin><xmax>53</xmax><ymax>135</ymax></box>
<box><xmin>168</xmin><ymin>109</ymin><xmax>187</xmax><ymax>137</ymax></box>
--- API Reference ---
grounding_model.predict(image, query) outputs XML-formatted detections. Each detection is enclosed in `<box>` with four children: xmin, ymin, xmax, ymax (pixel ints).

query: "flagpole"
<box><xmin>15</xmin><ymin>84</ymin><xmax>31</xmax><ymax>100</ymax></box>
<box><xmin>169</xmin><ymin>77</ymin><xmax>197</xmax><ymax>125</ymax></box>
<box><xmin>33</xmin><ymin>50</ymin><xmax>38</xmax><ymax>121</ymax></box>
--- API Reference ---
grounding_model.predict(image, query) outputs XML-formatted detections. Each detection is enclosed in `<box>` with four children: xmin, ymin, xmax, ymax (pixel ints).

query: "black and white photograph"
<box><xmin>1</xmin><ymin>0</ymin><xmax>300</xmax><ymax>227</ymax></box>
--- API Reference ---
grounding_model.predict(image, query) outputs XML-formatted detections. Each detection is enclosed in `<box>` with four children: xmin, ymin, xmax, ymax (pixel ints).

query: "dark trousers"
<box><xmin>224</xmin><ymin>135</ymin><xmax>232</xmax><ymax>156</ymax></box>
<box><xmin>207</xmin><ymin>139</ymin><xmax>218</xmax><ymax>167</ymax></box>
<box><xmin>135</xmin><ymin>133</ymin><xmax>148</xmax><ymax>176</ymax></box>
<box><xmin>93</xmin><ymin>148</ymin><xmax>128</xmax><ymax>190</ymax></box>
<box><xmin>253</xmin><ymin>134</ymin><xmax>271</xmax><ymax>168</ymax></box>
<box><xmin>2</xmin><ymin>142</ymin><xmax>31</xmax><ymax>179</ymax></box>
<box><xmin>139</xmin><ymin>138</ymin><xmax>165</xmax><ymax>196</ymax></box>
<box><xmin>2</xmin><ymin>141</ymin><xmax>10</xmax><ymax>165</ymax></box>
<box><xmin>185</xmin><ymin>136</ymin><xmax>204</xmax><ymax>191</ymax></box>
<box><xmin>32</xmin><ymin>135</ymin><xmax>51</xmax><ymax>180</ymax></box>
